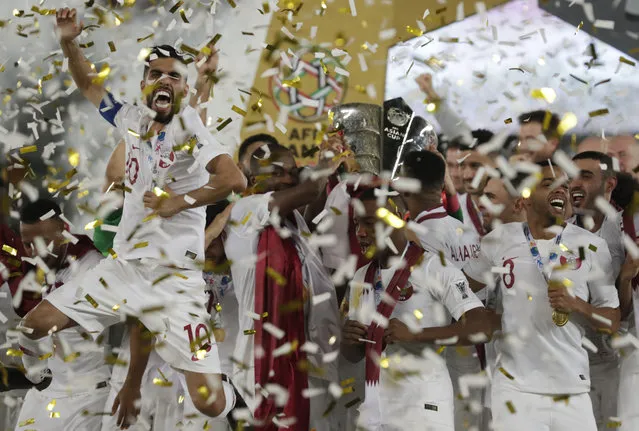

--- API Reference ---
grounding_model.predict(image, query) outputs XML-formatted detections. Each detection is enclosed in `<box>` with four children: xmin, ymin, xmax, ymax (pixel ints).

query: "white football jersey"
<box><xmin>100</xmin><ymin>93</ymin><xmax>229</xmax><ymax>268</ymax></box>
<box><xmin>46</xmin><ymin>248</ymin><xmax>111</xmax><ymax>392</ymax></box>
<box><xmin>203</xmin><ymin>272</ymin><xmax>238</xmax><ymax>377</ymax></box>
<box><xmin>348</xmin><ymin>254</ymin><xmax>483</xmax><ymax>367</ymax></box>
<box><xmin>320</xmin><ymin>181</ymin><xmax>352</xmax><ymax>271</ymax></box>
<box><xmin>459</xmin><ymin>193</ymin><xmax>485</xmax><ymax>237</ymax></box>
<box><xmin>224</xmin><ymin>193</ymin><xmax>340</xmax><ymax>411</ymax></box>
<box><xmin>572</xmin><ymin>212</ymin><xmax>625</xmax><ymax>365</ymax></box>
<box><xmin>467</xmin><ymin>222</ymin><xmax>619</xmax><ymax>394</ymax></box>
<box><xmin>414</xmin><ymin>205</ymin><xmax>481</xmax><ymax>271</ymax></box>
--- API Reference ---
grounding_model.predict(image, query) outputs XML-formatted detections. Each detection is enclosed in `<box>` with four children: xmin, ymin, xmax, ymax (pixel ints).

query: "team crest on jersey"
<box><xmin>559</xmin><ymin>255</ymin><xmax>582</xmax><ymax>270</ymax></box>
<box><xmin>158</xmin><ymin>151</ymin><xmax>176</xmax><ymax>168</ymax></box>
<box><xmin>455</xmin><ymin>281</ymin><xmax>469</xmax><ymax>299</ymax></box>
<box><xmin>398</xmin><ymin>283</ymin><xmax>414</xmax><ymax>301</ymax></box>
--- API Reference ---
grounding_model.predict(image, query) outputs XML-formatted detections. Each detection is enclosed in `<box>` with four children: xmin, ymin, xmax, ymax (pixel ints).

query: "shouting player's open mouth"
<box><xmin>151</xmin><ymin>86</ymin><xmax>174</xmax><ymax>114</ymax></box>
<box><xmin>570</xmin><ymin>189</ymin><xmax>586</xmax><ymax>209</ymax></box>
<box><xmin>547</xmin><ymin>192</ymin><xmax>567</xmax><ymax>216</ymax></box>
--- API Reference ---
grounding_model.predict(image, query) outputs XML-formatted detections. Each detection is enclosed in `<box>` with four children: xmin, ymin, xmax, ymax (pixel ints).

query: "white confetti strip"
<box><xmin>581</xmin><ymin>336</ymin><xmax>598</xmax><ymax>353</ymax></box>
<box><xmin>591</xmin><ymin>313</ymin><xmax>612</xmax><ymax>327</ymax></box>
<box><xmin>593</xmin><ymin>19</ymin><xmax>614</xmax><ymax>30</ymax></box>
<box><xmin>263</xmin><ymin>322</ymin><xmax>285</xmax><ymax>339</ymax></box>
<box><xmin>61</xmin><ymin>230</ymin><xmax>79</xmax><ymax>245</ymax></box>
<box><xmin>183</xmin><ymin>194</ymin><xmax>196</xmax><ymax>205</ymax></box>
<box><xmin>311</xmin><ymin>292</ymin><xmax>331</xmax><ymax>306</ymax></box>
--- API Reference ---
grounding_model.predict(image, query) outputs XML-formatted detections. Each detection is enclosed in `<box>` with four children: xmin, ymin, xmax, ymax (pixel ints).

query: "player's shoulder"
<box><xmin>481</xmin><ymin>222</ymin><xmax>524</xmax><ymax>250</ymax></box>
<box><xmin>564</xmin><ymin>223</ymin><xmax>608</xmax><ymax>248</ymax></box>
<box><xmin>417</xmin><ymin>253</ymin><xmax>464</xmax><ymax>281</ymax></box>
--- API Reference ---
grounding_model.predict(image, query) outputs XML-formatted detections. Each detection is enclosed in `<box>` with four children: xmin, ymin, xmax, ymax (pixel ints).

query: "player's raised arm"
<box><xmin>56</xmin><ymin>8</ymin><xmax>105</xmax><ymax>108</ymax></box>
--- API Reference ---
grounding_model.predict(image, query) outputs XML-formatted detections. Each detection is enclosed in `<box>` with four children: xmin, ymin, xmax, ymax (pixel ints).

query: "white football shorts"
<box><xmin>45</xmin><ymin>257</ymin><xmax>221</xmax><ymax>374</ymax></box>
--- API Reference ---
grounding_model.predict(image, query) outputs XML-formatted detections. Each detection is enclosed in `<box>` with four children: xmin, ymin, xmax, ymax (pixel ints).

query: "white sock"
<box><xmin>17</xmin><ymin>332</ymin><xmax>50</xmax><ymax>384</ymax></box>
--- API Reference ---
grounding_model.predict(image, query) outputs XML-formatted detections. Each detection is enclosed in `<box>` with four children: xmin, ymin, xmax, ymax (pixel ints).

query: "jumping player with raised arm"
<box><xmin>17</xmin><ymin>7</ymin><xmax>246</xmax><ymax>424</ymax></box>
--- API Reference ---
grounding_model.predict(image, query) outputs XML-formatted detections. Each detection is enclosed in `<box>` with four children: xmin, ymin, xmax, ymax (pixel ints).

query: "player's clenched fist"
<box><xmin>548</xmin><ymin>285</ymin><xmax>578</xmax><ymax>313</ymax></box>
<box><xmin>55</xmin><ymin>7</ymin><xmax>83</xmax><ymax>42</ymax></box>
<box><xmin>383</xmin><ymin>318</ymin><xmax>414</xmax><ymax>344</ymax></box>
<box><xmin>341</xmin><ymin>319</ymin><xmax>368</xmax><ymax>345</ymax></box>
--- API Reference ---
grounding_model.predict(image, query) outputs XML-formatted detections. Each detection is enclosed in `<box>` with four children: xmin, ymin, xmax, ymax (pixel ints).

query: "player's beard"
<box><xmin>145</xmin><ymin>92</ymin><xmax>184</xmax><ymax>125</ymax></box>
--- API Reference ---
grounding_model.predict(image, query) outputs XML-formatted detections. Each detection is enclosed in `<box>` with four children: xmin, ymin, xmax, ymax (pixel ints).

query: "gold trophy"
<box><xmin>548</xmin><ymin>279</ymin><xmax>570</xmax><ymax>326</ymax></box>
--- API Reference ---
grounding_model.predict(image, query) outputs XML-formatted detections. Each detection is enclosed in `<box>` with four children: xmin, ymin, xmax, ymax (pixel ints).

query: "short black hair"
<box><xmin>449</xmin><ymin>129</ymin><xmax>494</xmax><ymax>150</ymax></box>
<box><xmin>572</xmin><ymin>151</ymin><xmax>615</xmax><ymax>177</ymax></box>
<box><xmin>249</xmin><ymin>142</ymin><xmax>293</xmax><ymax>175</ymax></box>
<box><xmin>238</xmin><ymin>134</ymin><xmax>279</xmax><ymax>162</ymax></box>
<box><xmin>143</xmin><ymin>45</ymin><xmax>188</xmax><ymax>76</ymax></box>
<box><xmin>20</xmin><ymin>199</ymin><xmax>62</xmax><ymax>224</ymax></box>
<box><xmin>472</xmin><ymin>129</ymin><xmax>495</xmax><ymax>146</ymax></box>
<box><xmin>518</xmin><ymin>110</ymin><xmax>560</xmax><ymax>139</ymax></box>
<box><xmin>402</xmin><ymin>150</ymin><xmax>445</xmax><ymax>192</ymax></box>
<box><xmin>206</xmin><ymin>200</ymin><xmax>231</xmax><ymax>227</ymax></box>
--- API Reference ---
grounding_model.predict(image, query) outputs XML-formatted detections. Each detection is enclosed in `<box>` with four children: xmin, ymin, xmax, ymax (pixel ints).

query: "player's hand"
<box><xmin>548</xmin><ymin>284</ymin><xmax>579</xmax><ymax>313</ymax></box>
<box><xmin>321</xmin><ymin>133</ymin><xmax>357</xmax><ymax>173</ymax></box>
<box><xmin>383</xmin><ymin>318</ymin><xmax>415</xmax><ymax>344</ymax></box>
<box><xmin>195</xmin><ymin>44</ymin><xmax>219</xmax><ymax>81</ymax></box>
<box><xmin>204</xmin><ymin>203</ymin><xmax>234</xmax><ymax>248</ymax></box>
<box><xmin>415</xmin><ymin>73</ymin><xmax>440</xmax><ymax>100</ymax></box>
<box><xmin>55</xmin><ymin>8</ymin><xmax>83</xmax><ymax>42</ymax></box>
<box><xmin>620</xmin><ymin>253</ymin><xmax>639</xmax><ymax>285</ymax></box>
<box><xmin>404</xmin><ymin>226</ymin><xmax>420</xmax><ymax>245</ymax></box>
<box><xmin>111</xmin><ymin>382</ymin><xmax>142</xmax><ymax>429</ymax></box>
<box><xmin>341</xmin><ymin>319</ymin><xmax>368</xmax><ymax>345</ymax></box>
<box><xmin>143</xmin><ymin>186</ymin><xmax>185</xmax><ymax>218</ymax></box>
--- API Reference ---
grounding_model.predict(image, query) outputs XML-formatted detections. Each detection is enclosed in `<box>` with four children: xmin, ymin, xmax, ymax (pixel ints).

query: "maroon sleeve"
<box><xmin>0</xmin><ymin>224</ymin><xmax>39</xmax><ymax>317</ymax></box>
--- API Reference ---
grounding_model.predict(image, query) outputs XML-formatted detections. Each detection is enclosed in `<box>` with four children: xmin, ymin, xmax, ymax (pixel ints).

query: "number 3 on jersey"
<box><xmin>502</xmin><ymin>258</ymin><xmax>515</xmax><ymax>289</ymax></box>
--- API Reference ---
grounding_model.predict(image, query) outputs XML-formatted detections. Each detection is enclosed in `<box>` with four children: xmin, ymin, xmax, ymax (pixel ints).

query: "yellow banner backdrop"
<box><xmin>241</xmin><ymin>0</ymin><xmax>509</xmax><ymax>165</ymax></box>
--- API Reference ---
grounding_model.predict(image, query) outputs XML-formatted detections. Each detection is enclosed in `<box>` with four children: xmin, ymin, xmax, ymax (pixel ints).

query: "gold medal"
<box><xmin>552</xmin><ymin>310</ymin><xmax>569</xmax><ymax>327</ymax></box>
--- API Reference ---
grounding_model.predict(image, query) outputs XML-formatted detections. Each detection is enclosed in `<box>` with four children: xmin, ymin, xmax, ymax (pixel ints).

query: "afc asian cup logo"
<box><xmin>270</xmin><ymin>47</ymin><xmax>348</xmax><ymax>122</ymax></box>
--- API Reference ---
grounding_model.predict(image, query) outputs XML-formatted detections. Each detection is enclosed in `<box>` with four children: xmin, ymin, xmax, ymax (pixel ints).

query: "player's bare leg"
<box><xmin>18</xmin><ymin>300</ymin><xmax>76</xmax><ymax>381</ymax></box>
<box><xmin>183</xmin><ymin>371</ymin><xmax>231</xmax><ymax>418</ymax></box>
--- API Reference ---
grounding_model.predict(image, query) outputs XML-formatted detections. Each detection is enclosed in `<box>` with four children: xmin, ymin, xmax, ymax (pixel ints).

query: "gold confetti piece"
<box><xmin>153</xmin><ymin>186</ymin><xmax>169</xmax><ymax>198</ymax></box>
<box><xmin>589</xmin><ymin>109</ymin><xmax>609</xmax><ymax>118</ymax></box>
<box><xmin>31</xmin><ymin>6</ymin><xmax>56</xmax><ymax>15</ymax></box>
<box><xmin>78</xmin><ymin>42</ymin><xmax>95</xmax><ymax>49</ymax></box>
<box><xmin>330</xmin><ymin>207</ymin><xmax>342</xmax><ymax>215</ymax></box>
<box><xmin>214</xmin><ymin>303</ymin><xmax>222</xmax><ymax>312</ymax></box>
<box><xmin>344</xmin><ymin>397</ymin><xmax>362</xmax><ymax>409</ymax></box>
<box><xmin>341</xmin><ymin>377</ymin><xmax>355</xmax><ymax>387</ymax></box>
<box><xmin>67</xmin><ymin>148</ymin><xmax>80</xmax><ymax>167</ymax></box>
<box><xmin>85</xmin><ymin>294</ymin><xmax>99</xmax><ymax>308</ymax></box>
<box><xmin>552</xmin><ymin>394</ymin><xmax>570</xmax><ymax>403</ymax></box>
<box><xmin>107</xmin><ymin>41</ymin><xmax>117</xmax><ymax>52</ymax></box>
<box><xmin>266</xmin><ymin>267</ymin><xmax>287</xmax><ymax>286</ymax></box>
<box><xmin>506</xmin><ymin>401</ymin><xmax>516</xmax><ymax>413</ymax></box>
<box><xmin>620</xmin><ymin>56</ymin><xmax>636</xmax><ymax>67</ymax></box>
<box><xmin>227</xmin><ymin>0</ymin><xmax>237</xmax><ymax>7</ymax></box>
<box><xmin>112</xmin><ymin>304</ymin><xmax>120</xmax><ymax>311</ymax></box>
<box><xmin>569</xmin><ymin>74</ymin><xmax>588</xmax><ymax>85</ymax></box>
<box><xmin>47</xmin><ymin>400</ymin><xmax>56</xmax><ymax>411</ymax></box>
<box><xmin>406</xmin><ymin>25</ymin><xmax>423</xmax><ymax>37</ymax></box>
<box><xmin>107</xmin><ymin>249</ymin><xmax>118</xmax><ymax>259</ymax></box>
<box><xmin>557</xmin><ymin>112</ymin><xmax>577</xmax><ymax>135</ymax></box>
<box><xmin>607</xmin><ymin>420</ymin><xmax>622</xmax><ymax>428</ymax></box>
<box><xmin>169</xmin><ymin>0</ymin><xmax>184</xmax><ymax>13</ymax></box>
<box><xmin>64</xmin><ymin>352</ymin><xmax>80</xmax><ymax>362</ymax></box>
<box><xmin>440</xmin><ymin>37</ymin><xmax>459</xmax><ymax>43</ymax></box>
<box><xmin>530</xmin><ymin>88</ymin><xmax>556</xmax><ymax>104</ymax></box>
<box><xmin>180</xmin><ymin>9</ymin><xmax>189</xmax><ymax>23</ymax></box>
<box><xmin>141</xmin><ymin>306</ymin><xmax>165</xmax><ymax>314</ymax></box>
<box><xmin>127</xmin><ymin>129</ymin><xmax>140</xmax><ymax>138</ymax></box>
<box><xmin>588</xmin><ymin>244</ymin><xmax>597</xmax><ymax>252</ymax></box>
<box><xmin>504</xmin><ymin>118</ymin><xmax>512</xmax><ymax>124</ymax></box>
<box><xmin>240</xmin><ymin>212</ymin><xmax>253</xmax><ymax>225</ymax></box>
<box><xmin>527</xmin><ymin>294</ymin><xmax>533</xmax><ymax>301</ymax></box>
<box><xmin>244</xmin><ymin>329</ymin><xmax>256</xmax><ymax>335</ymax></box>
<box><xmin>19</xmin><ymin>145</ymin><xmax>37</xmax><ymax>154</ymax></box>
<box><xmin>137</xmin><ymin>34</ymin><xmax>154</xmax><ymax>43</ymax></box>
<box><xmin>134</xmin><ymin>241</ymin><xmax>149</xmax><ymax>249</ymax></box>
<box><xmin>153</xmin><ymin>377</ymin><xmax>174</xmax><ymax>387</ymax></box>
<box><xmin>232</xmin><ymin>105</ymin><xmax>247</xmax><ymax>116</ymax></box>
<box><xmin>575</xmin><ymin>21</ymin><xmax>583</xmax><ymax>35</ymax></box>
<box><xmin>522</xmin><ymin>187</ymin><xmax>532</xmax><ymax>198</ymax></box>
<box><xmin>50</xmin><ymin>411</ymin><xmax>61</xmax><ymax>418</ymax></box>
<box><xmin>436</xmin><ymin>345</ymin><xmax>446</xmax><ymax>355</ymax></box>
<box><xmin>152</xmin><ymin>273</ymin><xmax>172</xmax><ymax>285</ymax></box>
<box><xmin>99</xmin><ymin>277</ymin><xmax>109</xmax><ymax>289</ymax></box>
<box><xmin>216</xmin><ymin>118</ymin><xmax>232</xmax><ymax>131</ymax></box>
<box><xmin>380</xmin><ymin>358</ymin><xmax>390</xmax><ymax>369</ymax></box>
<box><xmin>18</xmin><ymin>419</ymin><xmax>35</xmax><ymax>426</ymax></box>
<box><xmin>2</xmin><ymin>244</ymin><xmax>17</xmax><ymax>256</ymax></box>
<box><xmin>413</xmin><ymin>309</ymin><xmax>424</xmax><ymax>320</ymax></box>
<box><xmin>197</xmin><ymin>385</ymin><xmax>209</xmax><ymax>398</ymax></box>
<box><xmin>499</xmin><ymin>367</ymin><xmax>515</xmax><ymax>380</ymax></box>
<box><xmin>84</xmin><ymin>220</ymin><xmax>102</xmax><ymax>230</ymax></box>
<box><xmin>438</xmin><ymin>250</ymin><xmax>446</xmax><ymax>266</ymax></box>
<box><xmin>6</xmin><ymin>349</ymin><xmax>22</xmax><ymax>357</ymax></box>
<box><xmin>376</xmin><ymin>207</ymin><xmax>405</xmax><ymax>229</ymax></box>
<box><xmin>282</xmin><ymin>76</ymin><xmax>301</xmax><ymax>88</ymax></box>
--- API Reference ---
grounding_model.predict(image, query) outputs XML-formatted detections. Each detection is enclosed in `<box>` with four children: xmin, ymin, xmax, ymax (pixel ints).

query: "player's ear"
<box><xmin>605</xmin><ymin>175</ymin><xmax>618</xmax><ymax>195</ymax></box>
<box><xmin>183</xmin><ymin>84</ymin><xmax>189</xmax><ymax>98</ymax></box>
<box><xmin>140</xmin><ymin>79</ymin><xmax>145</xmax><ymax>92</ymax></box>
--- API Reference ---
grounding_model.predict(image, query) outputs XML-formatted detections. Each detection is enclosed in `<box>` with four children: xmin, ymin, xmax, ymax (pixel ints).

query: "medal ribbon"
<box><xmin>522</xmin><ymin>223</ymin><xmax>564</xmax><ymax>283</ymax></box>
